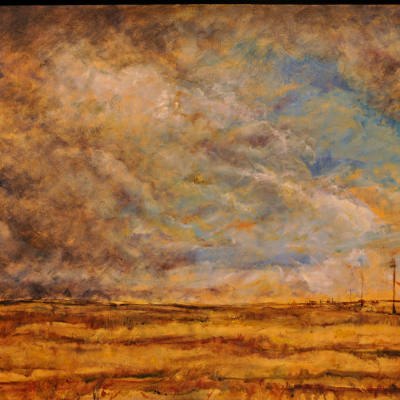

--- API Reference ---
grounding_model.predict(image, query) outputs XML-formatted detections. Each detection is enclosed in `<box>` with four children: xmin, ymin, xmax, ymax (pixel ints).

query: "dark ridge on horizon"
<box><xmin>1</xmin><ymin>298</ymin><xmax>399</xmax><ymax>309</ymax></box>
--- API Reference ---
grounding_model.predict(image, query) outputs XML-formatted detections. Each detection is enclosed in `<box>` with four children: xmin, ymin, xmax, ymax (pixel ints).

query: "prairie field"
<box><xmin>0</xmin><ymin>301</ymin><xmax>399</xmax><ymax>400</ymax></box>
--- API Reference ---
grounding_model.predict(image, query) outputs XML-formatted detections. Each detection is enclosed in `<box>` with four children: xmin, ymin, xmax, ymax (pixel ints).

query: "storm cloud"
<box><xmin>0</xmin><ymin>6</ymin><xmax>399</xmax><ymax>302</ymax></box>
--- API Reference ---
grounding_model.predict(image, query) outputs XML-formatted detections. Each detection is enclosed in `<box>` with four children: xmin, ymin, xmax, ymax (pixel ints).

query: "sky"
<box><xmin>0</xmin><ymin>5</ymin><xmax>400</xmax><ymax>303</ymax></box>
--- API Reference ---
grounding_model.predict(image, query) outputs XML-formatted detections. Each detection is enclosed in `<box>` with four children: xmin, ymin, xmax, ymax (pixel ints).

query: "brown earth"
<box><xmin>0</xmin><ymin>301</ymin><xmax>399</xmax><ymax>399</ymax></box>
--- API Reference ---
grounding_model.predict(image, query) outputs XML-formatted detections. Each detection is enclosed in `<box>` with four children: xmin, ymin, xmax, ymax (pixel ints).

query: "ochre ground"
<box><xmin>0</xmin><ymin>301</ymin><xmax>399</xmax><ymax>400</ymax></box>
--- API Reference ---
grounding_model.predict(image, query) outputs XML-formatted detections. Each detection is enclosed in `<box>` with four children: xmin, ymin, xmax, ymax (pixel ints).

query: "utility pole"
<box><xmin>389</xmin><ymin>258</ymin><xmax>396</xmax><ymax>314</ymax></box>
<box><xmin>361</xmin><ymin>272</ymin><xmax>364</xmax><ymax>305</ymax></box>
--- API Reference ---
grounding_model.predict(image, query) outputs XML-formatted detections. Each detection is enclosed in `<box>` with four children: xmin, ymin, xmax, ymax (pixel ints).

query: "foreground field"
<box><xmin>0</xmin><ymin>301</ymin><xmax>399</xmax><ymax>400</ymax></box>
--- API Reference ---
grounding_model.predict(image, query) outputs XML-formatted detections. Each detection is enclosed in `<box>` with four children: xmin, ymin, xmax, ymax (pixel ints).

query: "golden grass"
<box><xmin>0</xmin><ymin>301</ymin><xmax>399</xmax><ymax>399</ymax></box>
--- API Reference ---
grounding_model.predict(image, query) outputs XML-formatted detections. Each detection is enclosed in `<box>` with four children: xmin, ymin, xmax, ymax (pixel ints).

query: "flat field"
<box><xmin>0</xmin><ymin>301</ymin><xmax>399</xmax><ymax>400</ymax></box>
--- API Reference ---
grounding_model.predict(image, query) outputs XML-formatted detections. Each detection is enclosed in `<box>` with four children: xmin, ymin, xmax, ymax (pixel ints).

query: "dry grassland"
<box><xmin>0</xmin><ymin>301</ymin><xmax>399</xmax><ymax>400</ymax></box>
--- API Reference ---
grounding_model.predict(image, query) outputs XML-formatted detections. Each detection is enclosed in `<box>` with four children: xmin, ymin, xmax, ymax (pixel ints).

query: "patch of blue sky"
<box><xmin>199</xmin><ymin>44</ymin><xmax>400</xmax><ymax>190</ymax></box>
<box><xmin>357</xmin><ymin>102</ymin><xmax>400</xmax><ymax>137</ymax></box>
<box><xmin>340</xmin><ymin>130</ymin><xmax>355</xmax><ymax>146</ymax></box>
<box><xmin>306</xmin><ymin>152</ymin><xmax>366</xmax><ymax>177</ymax></box>
<box><xmin>269</xmin><ymin>91</ymin><xmax>315</xmax><ymax>119</ymax></box>
<box><xmin>195</xmin><ymin>245</ymin><xmax>317</xmax><ymax>270</ymax></box>
<box><xmin>284</xmin><ymin>90</ymin><xmax>400</xmax><ymax>165</ymax></box>
<box><xmin>272</xmin><ymin>252</ymin><xmax>313</xmax><ymax>265</ymax></box>
<box><xmin>274</xmin><ymin>66</ymin><xmax>400</xmax><ymax>169</ymax></box>
<box><xmin>280</xmin><ymin>56</ymin><xmax>351</xmax><ymax>93</ymax></box>
<box><xmin>187</xmin><ymin>224</ymin><xmax>208</xmax><ymax>241</ymax></box>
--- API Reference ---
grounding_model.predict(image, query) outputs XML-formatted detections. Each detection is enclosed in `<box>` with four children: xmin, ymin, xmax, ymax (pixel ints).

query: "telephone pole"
<box><xmin>389</xmin><ymin>258</ymin><xmax>396</xmax><ymax>314</ymax></box>
<box><xmin>361</xmin><ymin>272</ymin><xmax>364</xmax><ymax>305</ymax></box>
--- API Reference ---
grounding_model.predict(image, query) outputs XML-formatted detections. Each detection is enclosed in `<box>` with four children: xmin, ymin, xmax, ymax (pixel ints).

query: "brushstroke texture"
<box><xmin>0</xmin><ymin>6</ymin><xmax>399</xmax><ymax>303</ymax></box>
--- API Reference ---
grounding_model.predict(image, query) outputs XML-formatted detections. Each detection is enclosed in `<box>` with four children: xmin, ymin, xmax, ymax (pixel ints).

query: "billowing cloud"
<box><xmin>0</xmin><ymin>6</ymin><xmax>399</xmax><ymax>302</ymax></box>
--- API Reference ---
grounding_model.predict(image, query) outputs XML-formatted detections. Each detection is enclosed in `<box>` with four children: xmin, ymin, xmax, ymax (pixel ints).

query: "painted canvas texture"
<box><xmin>0</xmin><ymin>5</ymin><xmax>399</xmax><ymax>400</ymax></box>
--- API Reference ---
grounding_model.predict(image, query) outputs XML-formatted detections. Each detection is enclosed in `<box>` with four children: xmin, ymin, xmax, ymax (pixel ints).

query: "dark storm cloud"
<box><xmin>0</xmin><ymin>6</ymin><xmax>398</xmax><ymax>302</ymax></box>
